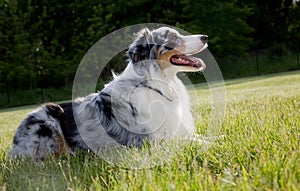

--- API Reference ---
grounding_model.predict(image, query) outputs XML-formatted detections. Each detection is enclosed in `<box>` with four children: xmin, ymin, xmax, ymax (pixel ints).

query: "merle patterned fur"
<box><xmin>10</xmin><ymin>27</ymin><xmax>207</xmax><ymax>160</ymax></box>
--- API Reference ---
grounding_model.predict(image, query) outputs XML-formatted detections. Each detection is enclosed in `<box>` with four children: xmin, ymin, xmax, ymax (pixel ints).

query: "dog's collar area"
<box><xmin>134</xmin><ymin>83</ymin><xmax>173</xmax><ymax>102</ymax></box>
<box><xmin>142</xmin><ymin>84</ymin><xmax>173</xmax><ymax>102</ymax></box>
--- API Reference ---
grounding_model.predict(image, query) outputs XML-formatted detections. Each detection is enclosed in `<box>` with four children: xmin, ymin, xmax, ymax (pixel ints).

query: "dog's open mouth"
<box><xmin>170</xmin><ymin>54</ymin><xmax>206</xmax><ymax>71</ymax></box>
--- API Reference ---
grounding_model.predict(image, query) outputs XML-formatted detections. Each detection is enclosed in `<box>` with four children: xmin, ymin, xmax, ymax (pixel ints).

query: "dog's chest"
<box><xmin>128</xmin><ymin>79</ymin><xmax>192</xmax><ymax>136</ymax></box>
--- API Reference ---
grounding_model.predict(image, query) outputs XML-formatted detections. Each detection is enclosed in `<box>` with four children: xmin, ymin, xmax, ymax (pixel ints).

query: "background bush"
<box><xmin>0</xmin><ymin>0</ymin><xmax>299</xmax><ymax>107</ymax></box>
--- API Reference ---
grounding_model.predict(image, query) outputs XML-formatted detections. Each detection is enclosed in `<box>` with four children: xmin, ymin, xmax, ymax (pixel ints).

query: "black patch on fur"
<box><xmin>95</xmin><ymin>91</ymin><xmax>149</xmax><ymax>147</ymax></box>
<box><xmin>25</xmin><ymin>115</ymin><xmax>45</xmax><ymax>127</ymax></box>
<box><xmin>36</xmin><ymin>124</ymin><xmax>53</xmax><ymax>138</ymax></box>
<box><xmin>127</xmin><ymin>29</ymin><xmax>158</xmax><ymax>64</ymax></box>
<box><xmin>128</xmin><ymin>102</ymin><xmax>138</xmax><ymax>117</ymax></box>
<box><xmin>13</xmin><ymin>136</ymin><xmax>20</xmax><ymax>145</ymax></box>
<box><xmin>128</xmin><ymin>44</ymin><xmax>153</xmax><ymax>63</ymax></box>
<box><xmin>45</xmin><ymin>103</ymin><xmax>64</xmax><ymax>120</ymax></box>
<box><xmin>96</xmin><ymin>92</ymin><xmax>115</xmax><ymax>121</ymax></box>
<box><xmin>165</xmin><ymin>41</ymin><xmax>177</xmax><ymax>50</ymax></box>
<box><xmin>140</xmin><ymin>83</ymin><xmax>173</xmax><ymax>102</ymax></box>
<box><xmin>163</xmin><ymin>29</ymin><xmax>169</xmax><ymax>39</ymax></box>
<box><xmin>59</xmin><ymin>102</ymin><xmax>87</xmax><ymax>150</ymax></box>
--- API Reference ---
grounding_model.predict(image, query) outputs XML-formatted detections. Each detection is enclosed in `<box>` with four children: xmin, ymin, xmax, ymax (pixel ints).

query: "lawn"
<box><xmin>0</xmin><ymin>71</ymin><xmax>299</xmax><ymax>191</ymax></box>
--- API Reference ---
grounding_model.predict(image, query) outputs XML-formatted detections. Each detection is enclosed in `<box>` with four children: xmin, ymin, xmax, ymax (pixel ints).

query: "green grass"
<box><xmin>0</xmin><ymin>71</ymin><xmax>299</xmax><ymax>191</ymax></box>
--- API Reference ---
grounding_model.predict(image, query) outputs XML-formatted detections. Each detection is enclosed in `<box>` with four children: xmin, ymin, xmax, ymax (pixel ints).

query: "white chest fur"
<box><xmin>111</xmin><ymin>63</ymin><xmax>195</xmax><ymax>140</ymax></box>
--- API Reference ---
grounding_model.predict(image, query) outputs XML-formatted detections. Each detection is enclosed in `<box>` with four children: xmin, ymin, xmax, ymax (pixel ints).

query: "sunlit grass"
<box><xmin>0</xmin><ymin>71</ymin><xmax>299</xmax><ymax>190</ymax></box>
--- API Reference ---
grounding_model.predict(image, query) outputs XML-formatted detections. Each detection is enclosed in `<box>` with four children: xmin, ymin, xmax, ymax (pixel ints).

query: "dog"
<box><xmin>9</xmin><ymin>27</ymin><xmax>208</xmax><ymax>161</ymax></box>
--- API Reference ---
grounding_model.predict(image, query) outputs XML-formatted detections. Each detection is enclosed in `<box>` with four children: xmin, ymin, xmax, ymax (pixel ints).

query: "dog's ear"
<box><xmin>127</xmin><ymin>28</ymin><xmax>155</xmax><ymax>63</ymax></box>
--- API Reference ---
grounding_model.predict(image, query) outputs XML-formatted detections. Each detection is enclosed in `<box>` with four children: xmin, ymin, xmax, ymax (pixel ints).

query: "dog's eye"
<box><xmin>165</xmin><ymin>42</ymin><xmax>177</xmax><ymax>49</ymax></box>
<box><xmin>169</xmin><ymin>34</ymin><xmax>178</xmax><ymax>42</ymax></box>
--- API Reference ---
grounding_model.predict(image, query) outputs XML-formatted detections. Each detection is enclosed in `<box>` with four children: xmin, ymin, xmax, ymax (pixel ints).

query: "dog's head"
<box><xmin>128</xmin><ymin>27</ymin><xmax>208</xmax><ymax>73</ymax></box>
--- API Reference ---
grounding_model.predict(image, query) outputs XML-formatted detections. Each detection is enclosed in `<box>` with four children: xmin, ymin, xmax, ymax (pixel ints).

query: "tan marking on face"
<box><xmin>157</xmin><ymin>48</ymin><xmax>179</xmax><ymax>70</ymax></box>
<box><xmin>174</xmin><ymin>43</ymin><xmax>186</xmax><ymax>53</ymax></box>
<box><xmin>155</xmin><ymin>30</ymin><xmax>192</xmax><ymax>70</ymax></box>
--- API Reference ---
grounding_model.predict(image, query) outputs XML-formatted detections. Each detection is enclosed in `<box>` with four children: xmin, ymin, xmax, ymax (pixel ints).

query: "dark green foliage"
<box><xmin>0</xmin><ymin>0</ymin><xmax>299</xmax><ymax>107</ymax></box>
<box><xmin>180</xmin><ymin>0</ymin><xmax>254</xmax><ymax>58</ymax></box>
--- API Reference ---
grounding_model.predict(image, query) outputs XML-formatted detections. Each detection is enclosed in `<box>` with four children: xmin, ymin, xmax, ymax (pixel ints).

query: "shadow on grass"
<box><xmin>1</xmin><ymin>152</ymin><xmax>114</xmax><ymax>191</ymax></box>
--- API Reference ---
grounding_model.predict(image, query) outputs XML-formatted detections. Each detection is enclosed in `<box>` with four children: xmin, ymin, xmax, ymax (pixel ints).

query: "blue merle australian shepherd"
<box><xmin>10</xmin><ymin>27</ymin><xmax>208</xmax><ymax>161</ymax></box>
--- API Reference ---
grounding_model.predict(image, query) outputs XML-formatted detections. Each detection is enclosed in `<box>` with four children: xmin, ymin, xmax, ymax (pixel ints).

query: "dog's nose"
<box><xmin>200</xmin><ymin>35</ymin><xmax>208</xmax><ymax>43</ymax></box>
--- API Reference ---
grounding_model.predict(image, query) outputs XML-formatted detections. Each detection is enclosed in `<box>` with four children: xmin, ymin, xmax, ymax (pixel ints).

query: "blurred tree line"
<box><xmin>0</xmin><ymin>0</ymin><xmax>299</xmax><ymax>104</ymax></box>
